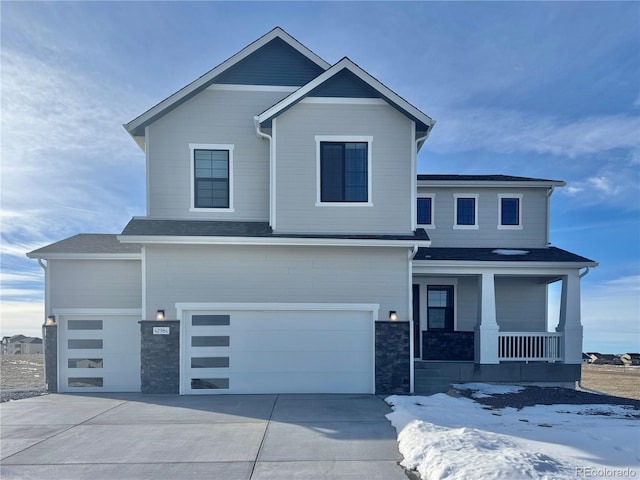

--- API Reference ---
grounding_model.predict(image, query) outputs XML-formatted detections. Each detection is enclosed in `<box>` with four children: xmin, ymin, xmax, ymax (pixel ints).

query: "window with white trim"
<box><xmin>498</xmin><ymin>193</ymin><xmax>523</xmax><ymax>229</ymax></box>
<box><xmin>453</xmin><ymin>194</ymin><xmax>479</xmax><ymax>229</ymax></box>
<box><xmin>417</xmin><ymin>194</ymin><xmax>435</xmax><ymax>228</ymax></box>
<box><xmin>189</xmin><ymin>144</ymin><xmax>234</xmax><ymax>211</ymax></box>
<box><xmin>315</xmin><ymin>136</ymin><xmax>372</xmax><ymax>205</ymax></box>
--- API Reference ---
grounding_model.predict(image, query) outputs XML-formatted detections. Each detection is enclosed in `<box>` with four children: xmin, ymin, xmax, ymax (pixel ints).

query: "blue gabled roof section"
<box><xmin>213</xmin><ymin>37</ymin><xmax>326</xmax><ymax>86</ymax></box>
<box><xmin>308</xmin><ymin>69</ymin><xmax>381</xmax><ymax>98</ymax></box>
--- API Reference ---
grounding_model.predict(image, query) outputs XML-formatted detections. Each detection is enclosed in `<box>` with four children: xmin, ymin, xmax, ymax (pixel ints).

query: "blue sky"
<box><xmin>1</xmin><ymin>2</ymin><xmax>638</xmax><ymax>352</ymax></box>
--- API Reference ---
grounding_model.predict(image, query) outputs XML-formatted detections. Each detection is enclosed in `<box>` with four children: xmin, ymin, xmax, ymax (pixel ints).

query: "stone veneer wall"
<box><xmin>375</xmin><ymin>321</ymin><xmax>410</xmax><ymax>394</ymax></box>
<box><xmin>422</xmin><ymin>331</ymin><xmax>475</xmax><ymax>361</ymax></box>
<box><xmin>140</xmin><ymin>320</ymin><xmax>180</xmax><ymax>394</ymax></box>
<box><xmin>42</xmin><ymin>324</ymin><xmax>58</xmax><ymax>393</ymax></box>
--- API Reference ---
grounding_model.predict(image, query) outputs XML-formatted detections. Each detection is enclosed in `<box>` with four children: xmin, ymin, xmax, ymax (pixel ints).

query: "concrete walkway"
<box><xmin>1</xmin><ymin>393</ymin><xmax>408</xmax><ymax>479</ymax></box>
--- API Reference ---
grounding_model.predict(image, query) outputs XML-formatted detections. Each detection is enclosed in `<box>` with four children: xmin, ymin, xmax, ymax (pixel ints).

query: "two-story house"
<box><xmin>28</xmin><ymin>28</ymin><xmax>596</xmax><ymax>395</ymax></box>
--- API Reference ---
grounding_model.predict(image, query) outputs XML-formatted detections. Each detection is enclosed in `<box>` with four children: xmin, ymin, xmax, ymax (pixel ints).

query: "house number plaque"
<box><xmin>153</xmin><ymin>326</ymin><xmax>170</xmax><ymax>335</ymax></box>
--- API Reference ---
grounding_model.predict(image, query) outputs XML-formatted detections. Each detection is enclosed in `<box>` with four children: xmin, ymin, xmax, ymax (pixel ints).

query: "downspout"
<box><xmin>408</xmin><ymin>245</ymin><xmax>419</xmax><ymax>393</ymax></box>
<box><xmin>37</xmin><ymin>259</ymin><xmax>49</xmax><ymax>319</ymax></box>
<box><xmin>546</xmin><ymin>186</ymin><xmax>555</xmax><ymax>246</ymax></box>
<box><xmin>254</xmin><ymin>116</ymin><xmax>274</xmax><ymax>229</ymax></box>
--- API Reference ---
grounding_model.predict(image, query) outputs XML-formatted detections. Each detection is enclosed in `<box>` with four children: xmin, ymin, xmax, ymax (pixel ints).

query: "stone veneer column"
<box><xmin>140</xmin><ymin>320</ymin><xmax>180</xmax><ymax>394</ymax></box>
<box><xmin>42</xmin><ymin>324</ymin><xmax>58</xmax><ymax>393</ymax></box>
<box><xmin>375</xmin><ymin>321</ymin><xmax>410</xmax><ymax>394</ymax></box>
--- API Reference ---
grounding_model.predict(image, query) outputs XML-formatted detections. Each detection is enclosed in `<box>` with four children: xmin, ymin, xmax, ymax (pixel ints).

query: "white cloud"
<box><xmin>427</xmin><ymin>109</ymin><xmax>640</xmax><ymax>158</ymax></box>
<box><xmin>0</xmin><ymin>301</ymin><xmax>44</xmax><ymax>339</ymax></box>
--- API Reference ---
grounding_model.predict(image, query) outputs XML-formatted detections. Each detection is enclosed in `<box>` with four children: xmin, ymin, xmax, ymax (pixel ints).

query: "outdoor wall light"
<box><xmin>389</xmin><ymin>311</ymin><xmax>398</xmax><ymax>321</ymax></box>
<box><xmin>45</xmin><ymin>315</ymin><xmax>56</xmax><ymax>326</ymax></box>
<box><xmin>156</xmin><ymin>310</ymin><xmax>165</xmax><ymax>321</ymax></box>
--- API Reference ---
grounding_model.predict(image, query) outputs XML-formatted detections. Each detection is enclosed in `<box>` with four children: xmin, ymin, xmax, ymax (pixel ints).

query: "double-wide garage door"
<box><xmin>58</xmin><ymin>311</ymin><xmax>141</xmax><ymax>393</ymax></box>
<box><xmin>181</xmin><ymin>306</ymin><xmax>375</xmax><ymax>394</ymax></box>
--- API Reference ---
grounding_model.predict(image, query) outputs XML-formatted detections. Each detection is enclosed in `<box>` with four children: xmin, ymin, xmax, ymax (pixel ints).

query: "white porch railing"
<box><xmin>498</xmin><ymin>332</ymin><xmax>563</xmax><ymax>362</ymax></box>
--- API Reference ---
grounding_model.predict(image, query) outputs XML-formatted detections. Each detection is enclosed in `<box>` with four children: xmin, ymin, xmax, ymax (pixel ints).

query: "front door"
<box><xmin>427</xmin><ymin>285</ymin><xmax>454</xmax><ymax>331</ymax></box>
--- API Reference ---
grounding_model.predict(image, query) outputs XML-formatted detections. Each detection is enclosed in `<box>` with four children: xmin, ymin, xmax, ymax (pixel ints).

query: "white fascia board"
<box><xmin>26</xmin><ymin>253</ymin><xmax>142</xmax><ymax>260</ymax></box>
<box><xmin>176</xmin><ymin>302</ymin><xmax>379</xmax><ymax>313</ymax></box>
<box><xmin>417</xmin><ymin>180</ymin><xmax>566</xmax><ymax>188</ymax></box>
<box><xmin>117</xmin><ymin>235</ymin><xmax>430</xmax><ymax>248</ymax></box>
<box><xmin>54</xmin><ymin>308</ymin><xmax>142</xmax><ymax>316</ymax></box>
<box><xmin>413</xmin><ymin>261</ymin><xmax>598</xmax><ymax>274</ymax></box>
<box><xmin>124</xmin><ymin>27</ymin><xmax>330</xmax><ymax>136</ymax></box>
<box><xmin>257</xmin><ymin>57</ymin><xmax>435</xmax><ymax>128</ymax></box>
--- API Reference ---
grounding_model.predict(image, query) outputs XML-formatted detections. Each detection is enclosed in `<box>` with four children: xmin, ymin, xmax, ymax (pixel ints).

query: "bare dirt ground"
<box><xmin>1</xmin><ymin>354</ymin><xmax>45</xmax><ymax>390</ymax></box>
<box><xmin>581</xmin><ymin>364</ymin><xmax>640</xmax><ymax>400</ymax></box>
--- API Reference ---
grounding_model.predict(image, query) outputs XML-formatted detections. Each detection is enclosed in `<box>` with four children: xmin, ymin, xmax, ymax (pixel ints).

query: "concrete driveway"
<box><xmin>1</xmin><ymin>393</ymin><xmax>408</xmax><ymax>479</ymax></box>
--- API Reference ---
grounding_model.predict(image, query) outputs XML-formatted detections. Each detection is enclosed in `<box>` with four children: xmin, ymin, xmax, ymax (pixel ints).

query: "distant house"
<box><xmin>582</xmin><ymin>353</ymin><xmax>592</xmax><ymax>364</ymax></box>
<box><xmin>620</xmin><ymin>353</ymin><xmax>640</xmax><ymax>366</ymax></box>
<box><xmin>1</xmin><ymin>335</ymin><xmax>43</xmax><ymax>355</ymax></box>
<box><xmin>27</xmin><ymin>27</ymin><xmax>596</xmax><ymax>395</ymax></box>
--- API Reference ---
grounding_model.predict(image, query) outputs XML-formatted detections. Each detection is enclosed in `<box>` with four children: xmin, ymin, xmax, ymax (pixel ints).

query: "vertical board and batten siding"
<box><xmin>418</xmin><ymin>187</ymin><xmax>549</xmax><ymax>248</ymax></box>
<box><xmin>147</xmin><ymin>89</ymin><xmax>289</xmax><ymax>220</ymax></box>
<box><xmin>274</xmin><ymin>102</ymin><xmax>414</xmax><ymax>234</ymax></box>
<box><xmin>145</xmin><ymin>244</ymin><xmax>409</xmax><ymax>321</ymax></box>
<box><xmin>49</xmin><ymin>260</ymin><xmax>142</xmax><ymax>310</ymax></box>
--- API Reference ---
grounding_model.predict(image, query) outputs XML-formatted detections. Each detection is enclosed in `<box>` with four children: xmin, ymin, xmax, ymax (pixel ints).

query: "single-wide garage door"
<box><xmin>181</xmin><ymin>307</ymin><xmax>374</xmax><ymax>394</ymax></box>
<box><xmin>59</xmin><ymin>312</ymin><xmax>141</xmax><ymax>393</ymax></box>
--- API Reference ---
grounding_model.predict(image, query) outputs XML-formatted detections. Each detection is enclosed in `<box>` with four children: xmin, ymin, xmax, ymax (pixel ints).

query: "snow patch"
<box><xmin>453</xmin><ymin>383</ymin><xmax>525</xmax><ymax>398</ymax></box>
<box><xmin>385</xmin><ymin>392</ymin><xmax>640</xmax><ymax>480</ymax></box>
<box><xmin>492</xmin><ymin>249</ymin><xmax>529</xmax><ymax>255</ymax></box>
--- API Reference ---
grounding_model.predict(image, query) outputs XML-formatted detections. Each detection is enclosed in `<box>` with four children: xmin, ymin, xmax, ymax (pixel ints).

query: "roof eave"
<box><xmin>413</xmin><ymin>259</ymin><xmax>598</xmax><ymax>269</ymax></box>
<box><xmin>417</xmin><ymin>180</ymin><xmax>566</xmax><ymax>188</ymax></box>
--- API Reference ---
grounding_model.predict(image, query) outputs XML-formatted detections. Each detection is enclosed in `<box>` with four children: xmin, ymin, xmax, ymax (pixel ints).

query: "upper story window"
<box><xmin>189</xmin><ymin>144</ymin><xmax>234</xmax><ymax>211</ymax></box>
<box><xmin>315</xmin><ymin>136</ymin><xmax>372</xmax><ymax>206</ymax></box>
<box><xmin>453</xmin><ymin>194</ymin><xmax>479</xmax><ymax>229</ymax></box>
<box><xmin>417</xmin><ymin>194</ymin><xmax>435</xmax><ymax>228</ymax></box>
<box><xmin>498</xmin><ymin>193</ymin><xmax>523</xmax><ymax>229</ymax></box>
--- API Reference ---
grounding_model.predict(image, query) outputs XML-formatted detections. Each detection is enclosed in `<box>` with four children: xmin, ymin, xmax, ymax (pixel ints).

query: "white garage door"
<box><xmin>58</xmin><ymin>311</ymin><xmax>141</xmax><ymax>393</ymax></box>
<box><xmin>180</xmin><ymin>305</ymin><xmax>375</xmax><ymax>394</ymax></box>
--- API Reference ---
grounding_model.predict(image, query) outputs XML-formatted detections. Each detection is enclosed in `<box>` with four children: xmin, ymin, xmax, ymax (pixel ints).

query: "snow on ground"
<box><xmin>386</xmin><ymin>385</ymin><xmax>639</xmax><ymax>480</ymax></box>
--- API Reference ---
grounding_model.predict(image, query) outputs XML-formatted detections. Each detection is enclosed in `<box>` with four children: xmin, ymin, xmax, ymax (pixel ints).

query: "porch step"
<box><xmin>414</xmin><ymin>367</ymin><xmax>452</xmax><ymax>395</ymax></box>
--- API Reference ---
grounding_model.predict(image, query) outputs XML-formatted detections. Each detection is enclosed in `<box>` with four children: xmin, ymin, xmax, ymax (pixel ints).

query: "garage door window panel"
<box><xmin>68</xmin><ymin>358</ymin><xmax>103</xmax><ymax>368</ymax></box>
<box><xmin>68</xmin><ymin>339</ymin><xmax>103</xmax><ymax>349</ymax></box>
<box><xmin>191</xmin><ymin>336</ymin><xmax>230</xmax><ymax>347</ymax></box>
<box><xmin>191</xmin><ymin>378</ymin><xmax>229</xmax><ymax>390</ymax></box>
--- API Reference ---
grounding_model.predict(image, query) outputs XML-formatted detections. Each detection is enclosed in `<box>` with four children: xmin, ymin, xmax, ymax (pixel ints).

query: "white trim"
<box><xmin>497</xmin><ymin>193</ymin><xmax>523</xmax><ymax>230</ymax></box>
<box><xmin>417</xmin><ymin>193</ymin><xmax>436</xmax><ymax>229</ymax></box>
<box><xmin>410</xmin><ymin>123</ymin><xmax>417</xmax><ymax>231</ymax></box>
<box><xmin>145</xmin><ymin>126</ymin><xmax>151</xmax><ymax>214</ymax></box>
<box><xmin>315</xmin><ymin>135</ymin><xmax>373</xmax><ymax>207</ymax></box>
<box><xmin>300</xmin><ymin>97</ymin><xmax>387</xmax><ymax>105</ymax></box>
<box><xmin>189</xmin><ymin>143</ymin><xmax>235</xmax><ymax>212</ymax></box>
<box><xmin>207</xmin><ymin>84</ymin><xmax>299</xmax><ymax>92</ymax></box>
<box><xmin>413</xmin><ymin>264</ymin><xmax>593</xmax><ymax>275</ymax></box>
<box><xmin>54</xmin><ymin>308</ymin><xmax>143</xmax><ymax>316</ymax></box>
<box><xmin>177</xmin><ymin>302</ymin><xmax>379</xmax><ymax>395</ymax></box>
<box><xmin>271</xmin><ymin>118</ymin><xmax>277</xmax><ymax>230</ymax></box>
<box><xmin>27</xmin><ymin>253</ymin><xmax>141</xmax><ymax>260</ymax></box>
<box><xmin>125</xmin><ymin>28</ymin><xmax>330</xmax><ymax>135</ymax></box>
<box><xmin>141</xmin><ymin>246</ymin><xmax>147</xmax><ymax>321</ymax></box>
<box><xmin>453</xmin><ymin>193</ymin><xmax>479</xmax><ymax>230</ymax></box>
<box><xmin>257</xmin><ymin>57</ymin><xmax>434</xmax><ymax>128</ymax></box>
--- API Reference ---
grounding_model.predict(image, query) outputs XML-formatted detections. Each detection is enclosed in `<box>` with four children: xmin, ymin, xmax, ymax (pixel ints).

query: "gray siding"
<box><xmin>50</xmin><ymin>259</ymin><xmax>141</xmax><ymax>310</ymax></box>
<box><xmin>418</xmin><ymin>187</ymin><xmax>549</xmax><ymax>248</ymax></box>
<box><xmin>145</xmin><ymin>244</ymin><xmax>409</xmax><ymax>321</ymax></box>
<box><xmin>495</xmin><ymin>277</ymin><xmax>547</xmax><ymax>331</ymax></box>
<box><xmin>147</xmin><ymin>89</ymin><xmax>290</xmax><ymax>220</ymax></box>
<box><xmin>274</xmin><ymin>102</ymin><xmax>414</xmax><ymax>234</ymax></box>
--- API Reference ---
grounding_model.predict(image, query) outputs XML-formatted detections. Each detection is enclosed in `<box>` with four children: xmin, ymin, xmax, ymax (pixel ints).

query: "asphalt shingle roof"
<box><xmin>414</xmin><ymin>247</ymin><xmax>596</xmax><ymax>264</ymax></box>
<box><xmin>120</xmin><ymin>219</ymin><xmax>430</xmax><ymax>241</ymax></box>
<box><xmin>417</xmin><ymin>174</ymin><xmax>562</xmax><ymax>183</ymax></box>
<box><xmin>27</xmin><ymin>234</ymin><xmax>142</xmax><ymax>257</ymax></box>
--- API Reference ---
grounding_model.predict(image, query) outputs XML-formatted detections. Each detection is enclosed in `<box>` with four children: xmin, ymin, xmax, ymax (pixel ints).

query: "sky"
<box><xmin>1</xmin><ymin>1</ymin><xmax>638</xmax><ymax>353</ymax></box>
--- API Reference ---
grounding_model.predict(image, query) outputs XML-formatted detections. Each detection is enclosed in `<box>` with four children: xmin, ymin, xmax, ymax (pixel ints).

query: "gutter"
<box><xmin>254</xmin><ymin>116</ymin><xmax>275</xmax><ymax>229</ymax></box>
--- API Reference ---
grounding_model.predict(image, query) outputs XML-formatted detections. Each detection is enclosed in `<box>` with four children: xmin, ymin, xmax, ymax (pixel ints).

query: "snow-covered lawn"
<box><xmin>386</xmin><ymin>384</ymin><xmax>639</xmax><ymax>480</ymax></box>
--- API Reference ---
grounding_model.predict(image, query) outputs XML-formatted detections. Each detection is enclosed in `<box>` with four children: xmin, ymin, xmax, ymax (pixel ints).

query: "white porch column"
<box><xmin>475</xmin><ymin>272</ymin><xmax>500</xmax><ymax>364</ymax></box>
<box><xmin>557</xmin><ymin>271</ymin><xmax>583</xmax><ymax>364</ymax></box>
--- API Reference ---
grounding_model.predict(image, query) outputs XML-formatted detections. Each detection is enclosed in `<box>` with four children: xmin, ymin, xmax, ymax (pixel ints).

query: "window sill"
<box><xmin>453</xmin><ymin>225</ymin><xmax>479</xmax><ymax>230</ymax></box>
<box><xmin>497</xmin><ymin>225</ymin><xmax>523</xmax><ymax>230</ymax></box>
<box><xmin>315</xmin><ymin>202</ymin><xmax>373</xmax><ymax>207</ymax></box>
<box><xmin>189</xmin><ymin>208</ymin><xmax>235</xmax><ymax>212</ymax></box>
<box><xmin>418</xmin><ymin>224</ymin><xmax>436</xmax><ymax>229</ymax></box>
